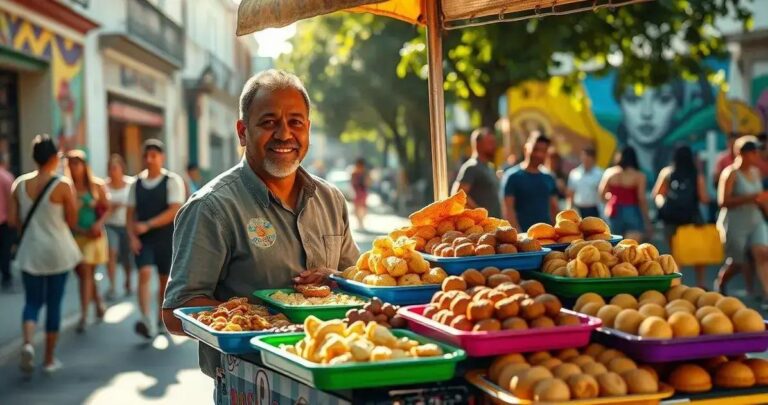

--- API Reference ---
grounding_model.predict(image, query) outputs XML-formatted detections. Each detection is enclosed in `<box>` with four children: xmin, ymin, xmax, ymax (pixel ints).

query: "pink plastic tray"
<box><xmin>398</xmin><ymin>305</ymin><xmax>602</xmax><ymax>357</ymax></box>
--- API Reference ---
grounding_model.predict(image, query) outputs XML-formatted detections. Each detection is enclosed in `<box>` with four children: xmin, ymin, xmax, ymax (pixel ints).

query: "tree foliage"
<box><xmin>399</xmin><ymin>0</ymin><xmax>753</xmax><ymax>126</ymax></box>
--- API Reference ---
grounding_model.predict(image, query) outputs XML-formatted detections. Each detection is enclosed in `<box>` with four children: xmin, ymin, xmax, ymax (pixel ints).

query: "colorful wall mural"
<box><xmin>0</xmin><ymin>8</ymin><xmax>86</xmax><ymax>150</ymax></box>
<box><xmin>506</xmin><ymin>60</ymin><xmax>765</xmax><ymax>182</ymax></box>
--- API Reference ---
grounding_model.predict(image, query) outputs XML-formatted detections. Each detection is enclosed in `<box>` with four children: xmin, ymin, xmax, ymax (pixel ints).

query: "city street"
<box><xmin>0</xmin><ymin>209</ymin><xmax>408</xmax><ymax>405</ymax></box>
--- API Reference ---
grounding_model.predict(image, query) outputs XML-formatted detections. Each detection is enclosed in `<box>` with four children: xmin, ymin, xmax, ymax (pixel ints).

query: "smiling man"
<box><xmin>162</xmin><ymin>70</ymin><xmax>359</xmax><ymax>384</ymax></box>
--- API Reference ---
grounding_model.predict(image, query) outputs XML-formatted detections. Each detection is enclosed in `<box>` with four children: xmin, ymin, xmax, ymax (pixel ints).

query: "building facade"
<box><xmin>0</xmin><ymin>0</ymin><xmax>97</xmax><ymax>175</ymax></box>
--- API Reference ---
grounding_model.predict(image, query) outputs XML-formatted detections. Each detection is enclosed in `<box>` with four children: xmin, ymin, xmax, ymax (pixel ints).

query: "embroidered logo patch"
<box><xmin>247</xmin><ymin>218</ymin><xmax>276</xmax><ymax>248</ymax></box>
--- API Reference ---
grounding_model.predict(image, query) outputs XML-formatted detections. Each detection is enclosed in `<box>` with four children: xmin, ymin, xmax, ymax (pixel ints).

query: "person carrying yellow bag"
<box><xmin>652</xmin><ymin>145</ymin><xmax>714</xmax><ymax>289</ymax></box>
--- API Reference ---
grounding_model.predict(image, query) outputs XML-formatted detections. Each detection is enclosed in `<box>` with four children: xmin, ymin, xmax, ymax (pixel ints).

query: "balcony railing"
<box><xmin>206</xmin><ymin>51</ymin><xmax>245</xmax><ymax>97</ymax></box>
<box><xmin>126</xmin><ymin>0</ymin><xmax>184</xmax><ymax>66</ymax></box>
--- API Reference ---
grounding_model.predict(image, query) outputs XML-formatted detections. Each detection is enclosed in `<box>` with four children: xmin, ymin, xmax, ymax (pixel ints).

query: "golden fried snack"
<box><xmin>656</xmin><ymin>254</ymin><xmax>679</xmax><ymax>274</ymax></box>
<box><xmin>382</xmin><ymin>256</ymin><xmax>408</xmax><ymax>277</ymax></box>
<box><xmin>454</xmin><ymin>243</ymin><xmax>475</xmax><ymax>257</ymax></box>
<box><xmin>599</xmin><ymin>251</ymin><xmax>619</xmax><ymax>267</ymax></box>
<box><xmin>537</xmin><ymin>239</ymin><xmax>557</xmax><ymax>245</ymax></box>
<box><xmin>555</xmin><ymin>220</ymin><xmax>581</xmax><ymax>236</ymax></box>
<box><xmin>611</xmin><ymin>262</ymin><xmax>639</xmax><ymax>277</ymax></box>
<box><xmin>557</xmin><ymin>235</ymin><xmax>583</xmax><ymax>244</ymax></box>
<box><xmin>466</xmin><ymin>225</ymin><xmax>485</xmax><ymax>235</ymax></box>
<box><xmin>638</xmin><ymin>243</ymin><xmax>660</xmax><ymax>261</ymax></box>
<box><xmin>497</xmin><ymin>244</ymin><xmax>518</xmax><ymax>254</ymax></box>
<box><xmin>618</xmin><ymin>245</ymin><xmax>645</xmax><ymax>266</ymax></box>
<box><xmin>517</xmin><ymin>238</ymin><xmax>542</xmax><ymax>252</ymax></box>
<box><xmin>467</xmin><ymin>299</ymin><xmax>495</xmax><ymax>322</ymax></box>
<box><xmin>487</xmin><ymin>274</ymin><xmax>513</xmax><ymax>288</ymax></box>
<box><xmin>567</xmin><ymin>259</ymin><xmax>589</xmax><ymax>278</ymax></box>
<box><xmin>543</xmin><ymin>259</ymin><xmax>568</xmax><ymax>274</ymax></box>
<box><xmin>442</xmin><ymin>276</ymin><xmax>467</xmax><ymax>292</ymax></box>
<box><xmin>461</xmin><ymin>269</ymin><xmax>486</xmax><ymax>287</ymax></box>
<box><xmin>467</xmin><ymin>232</ymin><xmax>484</xmax><ymax>244</ymax></box>
<box><xmin>439</xmin><ymin>247</ymin><xmax>455</xmax><ymax>257</ymax></box>
<box><xmin>451</xmin><ymin>237</ymin><xmax>472</xmax><ymax>248</ymax></box>
<box><xmin>462</xmin><ymin>207</ymin><xmax>489</xmax><ymax>222</ymax></box>
<box><xmin>521</xmin><ymin>280</ymin><xmax>546</xmax><ymax>297</ymax></box>
<box><xmin>556</xmin><ymin>209</ymin><xmax>582</xmax><ymax>224</ymax></box>
<box><xmin>475</xmin><ymin>244</ymin><xmax>496</xmax><ymax>256</ymax></box>
<box><xmin>588</xmin><ymin>262</ymin><xmax>611</xmax><ymax>278</ymax></box>
<box><xmin>473</xmin><ymin>318</ymin><xmax>502</xmax><ymax>331</ymax></box>
<box><xmin>566</xmin><ymin>240</ymin><xmax>590</xmax><ymax>260</ymax></box>
<box><xmin>638</xmin><ymin>261</ymin><xmax>664</xmax><ymax>276</ymax></box>
<box><xmin>410</xmin><ymin>191</ymin><xmax>467</xmax><ymax>226</ymax></box>
<box><xmin>363</xmin><ymin>274</ymin><xmax>397</xmax><ymax>286</ymax></box>
<box><xmin>577</xmin><ymin>245</ymin><xmax>601</xmax><ymax>264</ymax></box>
<box><xmin>413</xmin><ymin>225</ymin><xmax>438</xmax><ymax>240</ymax></box>
<box><xmin>450</xmin><ymin>295</ymin><xmax>471</xmax><ymax>317</ymax></box>
<box><xmin>528</xmin><ymin>223</ymin><xmax>557</xmax><ymax>239</ymax></box>
<box><xmin>455</xmin><ymin>216</ymin><xmax>475</xmax><ymax>232</ymax></box>
<box><xmin>586</xmin><ymin>232</ymin><xmax>612</xmax><ymax>241</ymax></box>
<box><xmin>545</xmin><ymin>251</ymin><xmax>567</xmax><ymax>262</ymax></box>
<box><xmin>356</xmin><ymin>252</ymin><xmax>371</xmax><ymax>271</ymax></box>
<box><xmin>478</xmin><ymin>234</ymin><xmax>497</xmax><ymax>246</ymax></box>
<box><xmin>500</xmin><ymin>268</ymin><xmax>521</xmax><ymax>283</ymax></box>
<box><xmin>579</xmin><ymin>217</ymin><xmax>609</xmax><ymax>235</ymax></box>
<box><xmin>352</xmin><ymin>270</ymin><xmax>372</xmax><ymax>283</ymax></box>
<box><xmin>398</xmin><ymin>274</ymin><xmax>422</xmax><ymax>286</ymax></box>
<box><xmin>295</xmin><ymin>284</ymin><xmax>332</xmax><ymax>298</ymax></box>
<box><xmin>495</xmin><ymin>227</ymin><xmax>518</xmax><ymax>244</ymax></box>
<box><xmin>481</xmin><ymin>266</ymin><xmax>502</xmax><ymax>278</ymax></box>
<box><xmin>436</xmin><ymin>219</ymin><xmax>456</xmax><ymax>236</ymax></box>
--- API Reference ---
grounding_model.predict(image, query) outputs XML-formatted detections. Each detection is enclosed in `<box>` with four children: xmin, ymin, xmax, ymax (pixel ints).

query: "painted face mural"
<box><xmin>618</xmin><ymin>84</ymin><xmax>680</xmax><ymax>147</ymax></box>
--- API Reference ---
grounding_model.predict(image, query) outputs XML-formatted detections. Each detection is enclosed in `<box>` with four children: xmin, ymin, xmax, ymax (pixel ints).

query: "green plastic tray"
<box><xmin>250</xmin><ymin>329</ymin><xmax>466</xmax><ymax>390</ymax></box>
<box><xmin>252</xmin><ymin>289</ymin><xmax>368</xmax><ymax>322</ymax></box>
<box><xmin>526</xmin><ymin>271</ymin><xmax>682</xmax><ymax>299</ymax></box>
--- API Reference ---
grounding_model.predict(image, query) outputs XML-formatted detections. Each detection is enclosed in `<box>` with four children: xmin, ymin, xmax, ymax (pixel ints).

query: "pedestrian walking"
<box><xmin>599</xmin><ymin>146</ymin><xmax>652</xmax><ymax>242</ymax></box>
<box><xmin>0</xmin><ymin>153</ymin><xmax>15</xmax><ymax>290</ymax></box>
<box><xmin>185</xmin><ymin>162</ymin><xmax>202</xmax><ymax>197</ymax></box>
<box><xmin>715</xmin><ymin>136</ymin><xmax>768</xmax><ymax>305</ymax></box>
<box><xmin>501</xmin><ymin>132</ymin><xmax>559</xmax><ymax>231</ymax></box>
<box><xmin>566</xmin><ymin>148</ymin><xmax>603</xmax><ymax>218</ymax></box>
<box><xmin>350</xmin><ymin>158</ymin><xmax>369</xmax><ymax>230</ymax></box>
<box><xmin>105</xmin><ymin>154</ymin><xmax>134</xmax><ymax>300</ymax></box>
<box><xmin>67</xmin><ymin>150</ymin><xmax>109</xmax><ymax>332</ymax></box>
<box><xmin>652</xmin><ymin>145</ymin><xmax>710</xmax><ymax>288</ymax></box>
<box><xmin>451</xmin><ymin>127</ymin><xmax>502</xmax><ymax>218</ymax></box>
<box><xmin>8</xmin><ymin>135</ymin><xmax>81</xmax><ymax>374</ymax></box>
<box><xmin>126</xmin><ymin>139</ymin><xmax>185</xmax><ymax>339</ymax></box>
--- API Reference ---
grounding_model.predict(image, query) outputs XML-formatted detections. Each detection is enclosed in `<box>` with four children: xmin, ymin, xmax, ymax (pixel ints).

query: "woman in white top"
<box><xmin>105</xmin><ymin>154</ymin><xmax>134</xmax><ymax>300</ymax></box>
<box><xmin>8</xmin><ymin>135</ymin><xmax>81</xmax><ymax>374</ymax></box>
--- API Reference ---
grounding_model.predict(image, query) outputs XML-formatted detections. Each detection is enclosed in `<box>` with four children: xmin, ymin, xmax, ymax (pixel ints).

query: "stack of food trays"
<box><xmin>173</xmin><ymin>297</ymin><xmax>303</xmax><ymax>354</ymax></box>
<box><xmin>524</xmin><ymin>209</ymin><xmax>623</xmax><ymax>252</ymax></box>
<box><xmin>397</xmin><ymin>268</ymin><xmax>602</xmax><ymax>357</ymax></box>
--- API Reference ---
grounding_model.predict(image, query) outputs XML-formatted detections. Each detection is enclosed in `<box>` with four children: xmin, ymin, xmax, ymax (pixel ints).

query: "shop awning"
<box><xmin>236</xmin><ymin>0</ymin><xmax>622</xmax><ymax>35</ymax></box>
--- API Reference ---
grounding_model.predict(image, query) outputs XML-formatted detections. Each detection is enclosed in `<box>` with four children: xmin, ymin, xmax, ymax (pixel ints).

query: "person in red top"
<box><xmin>599</xmin><ymin>147</ymin><xmax>653</xmax><ymax>242</ymax></box>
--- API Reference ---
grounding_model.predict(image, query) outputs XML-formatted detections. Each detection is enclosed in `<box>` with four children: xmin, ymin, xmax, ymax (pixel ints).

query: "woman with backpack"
<box><xmin>652</xmin><ymin>145</ymin><xmax>710</xmax><ymax>288</ymax></box>
<box><xmin>8</xmin><ymin>135</ymin><xmax>81</xmax><ymax>373</ymax></box>
<box><xmin>715</xmin><ymin>136</ymin><xmax>768</xmax><ymax>304</ymax></box>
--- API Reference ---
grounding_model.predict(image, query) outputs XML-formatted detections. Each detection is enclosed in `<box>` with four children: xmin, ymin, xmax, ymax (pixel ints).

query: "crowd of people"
<box><xmin>453</xmin><ymin>129</ymin><xmax>768</xmax><ymax>305</ymax></box>
<box><xmin>1</xmin><ymin>135</ymin><xmax>193</xmax><ymax>374</ymax></box>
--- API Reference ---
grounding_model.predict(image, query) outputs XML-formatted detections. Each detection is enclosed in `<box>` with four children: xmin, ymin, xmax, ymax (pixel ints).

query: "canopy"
<box><xmin>236</xmin><ymin>0</ymin><xmax>598</xmax><ymax>35</ymax></box>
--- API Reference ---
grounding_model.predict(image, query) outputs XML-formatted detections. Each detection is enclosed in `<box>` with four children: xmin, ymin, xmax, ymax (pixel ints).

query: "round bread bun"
<box><xmin>744</xmin><ymin>359</ymin><xmax>768</xmax><ymax>385</ymax></box>
<box><xmin>558</xmin><ymin>235</ymin><xmax>583</xmax><ymax>244</ymax></box>
<box><xmin>696</xmin><ymin>291</ymin><xmax>724</xmax><ymax>308</ymax></box>
<box><xmin>460</xmin><ymin>269</ymin><xmax>486</xmax><ymax>288</ymax></box>
<box><xmin>732</xmin><ymin>308</ymin><xmax>766</xmax><ymax>333</ymax></box>
<box><xmin>533</xmin><ymin>378</ymin><xmax>571</xmax><ymax>402</ymax></box>
<box><xmin>581</xmin><ymin>361</ymin><xmax>608</xmax><ymax>377</ymax></box>
<box><xmin>556</xmin><ymin>209</ymin><xmax>582</xmax><ymax>224</ymax></box>
<box><xmin>584</xmin><ymin>343</ymin><xmax>607</xmax><ymax>358</ymax></box>
<box><xmin>500</xmin><ymin>268</ymin><xmax>521</xmax><ymax>283</ymax></box>
<box><xmin>668</xmin><ymin>312</ymin><xmax>701</xmax><ymax>338</ymax></box>
<box><xmin>666</xmin><ymin>299</ymin><xmax>696</xmax><ymax>316</ymax></box>
<box><xmin>517</xmin><ymin>237</ymin><xmax>543</xmax><ymax>252</ymax></box>
<box><xmin>638</xmin><ymin>290</ymin><xmax>667</xmax><ymax>307</ymax></box>
<box><xmin>681</xmin><ymin>287</ymin><xmax>707</xmax><ymax>305</ymax></box>
<box><xmin>527</xmin><ymin>351</ymin><xmax>552</xmax><ymax>365</ymax></box>
<box><xmin>586</xmin><ymin>232</ymin><xmax>612</xmax><ymax>241</ymax></box>
<box><xmin>510</xmin><ymin>366</ymin><xmax>554</xmax><ymax>400</ymax></box>
<box><xmin>520</xmin><ymin>280</ymin><xmax>546</xmax><ymax>298</ymax></box>
<box><xmin>714</xmin><ymin>361</ymin><xmax>756</xmax><ymax>388</ymax></box>
<box><xmin>614</xmin><ymin>309</ymin><xmax>646</xmax><ymax>335</ymax></box>
<box><xmin>665</xmin><ymin>285</ymin><xmax>689</xmax><ymax>302</ymax></box>
<box><xmin>597</xmin><ymin>305</ymin><xmax>623</xmax><ymax>328</ymax></box>
<box><xmin>597</xmin><ymin>349</ymin><xmax>626</xmax><ymax>365</ymax></box>
<box><xmin>701</xmin><ymin>356</ymin><xmax>729</xmax><ymax>372</ymax></box>
<box><xmin>701</xmin><ymin>312</ymin><xmax>734</xmax><ymax>335</ymax></box>
<box><xmin>556</xmin><ymin>348</ymin><xmax>581</xmax><ymax>362</ymax></box>
<box><xmin>610</xmin><ymin>294</ymin><xmax>639</xmax><ymax>310</ymax></box>
<box><xmin>545</xmin><ymin>251</ymin><xmax>568</xmax><ymax>262</ymax></box>
<box><xmin>489</xmin><ymin>353</ymin><xmax>527</xmax><ymax>382</ymax></box>
<box><xmin>570</xmin><ymin>354</ymin><xmax>596</xmax><ymax>368</ymax></box>
<box><xmin>621</xmin><ymin>369</ymin><xmax>659</xmax><ymax>394</ymax></box>
<box><xmin>528</xmin><ymin>223</ymin><xmax>557</xmax><ymax>240</ymax></box>
<box><xmin>530</xmin><ymin>316</ymin><xmax>556</xmax><ymax>329</ymax></box>
<box><xmin>669</xmin><ymin>364</ymin><xmax>712</xmax><ymax>393</ymax></box>
<box><xmin>555</xmin><ymin>220</ymin><xmax>581</xmax><ymax>236</ymax></box>
<box><xmin>574</xmin><ymin>293</ymin><xmax>606</xmax><ymax>312</ymax></box>
<box><xmin>502</xmin><ymin>317</ymin><xmax>529</xmax><ymax>331</ymax></box>
<box><xmin>497</xmin><ymin>363</ymin><xmax>532</xmax><ymax>389</ymax></box>
<box><xmin>556</xmin><ymin>313</ymin><xmax>582</xmax><ymax>326</ymax></box>
<box><xmin>534</xmin><ymin>294</ymin><xmax>563</xmax><ymax>317</ymax></box>
<box><xmin>608</xmin><ymin>357</ymin><xmax>638</xmax><ymax>375</ymax></box>
<box><xmin>716</xmin><ymin>297</ymin><xmax>747</xmax><ymax>317</ymax></box>
<box><xmin>553</xmin><ymin>363</ymin><xmax>583</xmax><ymax>380</ymax></box>
<box><xmin>539</xmin><ymin>357</ymin><xmax>564</xmax><ymax>370</ymax></box>
<box><xmin>596</xmin><ymin>371</ymin><xmax>628</xmax><ymax>397</ymax></box>
<box><xmin>638</xmin><ymin>303</ymin><xmax>667</xmax><ymax>319</ymax></box>
<box><xmin>695</xmin><ymin>306</ymin><xmax>724</xmax><ymax>322</ymax></box>
<box><xmin>580</xmin><ymin>302</ymin><xmax>603</xmax><ymax>317</ymax></box>
<box><xmin>579</xmin><ymin>216</ymin><xmax>609</xmax><ymax>235</ymax></box>
<box><xmin>638</xmin><ymin>316</ymin><xmax>673</xmax><ymax>339</ymax></box>
<box><xmin>567</xmin><ymin>374</ymin><xmax>599</xmax><ymax>400</ymax></box>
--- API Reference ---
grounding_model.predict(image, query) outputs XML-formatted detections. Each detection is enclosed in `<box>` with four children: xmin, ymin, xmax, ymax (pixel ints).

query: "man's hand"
<box><xmin>89</xmin><ymin>223</ymin><xmax>102</xmax><ymax>238</ymax></box>
<box><xmin>134</xmin><ymin>221</ymin><xmax>150</xmax><ymax>235</ymax></box>
<box><xmin>130</xmin><ymin>236</ymin><xmax>142</xmax><ymax>255</ymax></box>
<box><xmin>293</xmin><ymin>268</ymin><xmax>339</xmax><ymax>287</ymax></box>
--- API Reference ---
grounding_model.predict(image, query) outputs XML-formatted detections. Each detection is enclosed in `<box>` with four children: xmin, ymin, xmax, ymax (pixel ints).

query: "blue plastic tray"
<box><xmin>330</xmin><ymin>274</ymin><xmax>439</xmax><ymax>305</ymax></box>
<box><xmin>420</xmin><ymin>248</ymin><xmax>551</xmax><ymax>274</ymax></box>
<box><xmin>539</xmin><ymin>234</ymin><xmax>624</xmax><ymax>251</ymax></box>
<box><xmin>173</xmin><ymin>306</ymin><xmax>273</xmax><ymax>354</ymax></box>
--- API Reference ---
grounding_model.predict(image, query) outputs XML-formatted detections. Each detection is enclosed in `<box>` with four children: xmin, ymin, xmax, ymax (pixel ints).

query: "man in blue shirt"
<box><xmin>501</xmin><ymin>132</ymin><xmax>559</xmax><ymax>231</ymax></box>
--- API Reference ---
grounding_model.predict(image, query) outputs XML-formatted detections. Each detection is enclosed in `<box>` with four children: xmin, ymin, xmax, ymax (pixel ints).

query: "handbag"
<box><xmin>670</xmin><ymin>224</ymin><xmax>724</xmax><ymax>267</ymax></box>
<box><xmin>11</xmin><ymin>176</ymin><xmax>59</xmax><ymax>269</ymax></box>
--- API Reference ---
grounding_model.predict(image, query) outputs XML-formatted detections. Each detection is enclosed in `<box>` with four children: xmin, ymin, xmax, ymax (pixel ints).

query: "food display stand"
<box><xmin>170</xmin><ymin>1</ymin><xmax>768</xmax><ymax>404</ymax></box>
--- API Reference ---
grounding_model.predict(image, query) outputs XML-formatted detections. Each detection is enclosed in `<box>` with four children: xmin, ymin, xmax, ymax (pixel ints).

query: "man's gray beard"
<box><xmin>264</xmin><ymin>157</ymin><xmax>301</xmax><ymax>178</ymax></box>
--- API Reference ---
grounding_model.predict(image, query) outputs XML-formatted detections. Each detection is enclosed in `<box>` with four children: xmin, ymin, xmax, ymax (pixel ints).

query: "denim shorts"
<box><xmin>609</xmin><ymin>205</ymin><xmax>644</xmax><ymax>235</ymax></box>
<box><xmin>106</xmin><ymin>225</ymin><xmax>132</xmax><ymax>264</ymax></box>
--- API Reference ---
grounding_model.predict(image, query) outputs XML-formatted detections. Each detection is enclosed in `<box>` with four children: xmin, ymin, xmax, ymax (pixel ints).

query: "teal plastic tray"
<box><xmin>525</xmin><ymin>271</ymin><xmax>682</xmax><ymax>298</ymax></box>
<box><xmin>250</xmin><ymin>329</ymin><xmax>466</xmax><ymax>390</ymax></box>
<box><xmin>252</xmin><ymin>289</ymin><xmax>367</xmax><ymax>322</ymax></box>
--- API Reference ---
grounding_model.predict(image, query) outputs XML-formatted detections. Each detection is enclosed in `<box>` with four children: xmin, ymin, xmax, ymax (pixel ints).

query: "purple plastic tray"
<box><xmin>399</xmin><ymin>305</ymin><xmax>602</xmax><ymax>357</ymax></box>
<box><xmin>594</xmin><ymin>322</ymin><xmax>768</xmax><ymax>362</ymax></box>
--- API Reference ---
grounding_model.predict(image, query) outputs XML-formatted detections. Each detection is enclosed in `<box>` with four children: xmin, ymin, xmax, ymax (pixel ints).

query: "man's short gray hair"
<box><xmin>239</xmin><ymin>69</ymin><xmax>311</xmax><ymax>122</ymax></box>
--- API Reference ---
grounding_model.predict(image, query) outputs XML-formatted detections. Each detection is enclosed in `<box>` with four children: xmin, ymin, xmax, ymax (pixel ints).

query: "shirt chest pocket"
<box><xmin>323</xmin><ymin>235</ymin><xmax>343</xmax><ymax>270</ymax></box>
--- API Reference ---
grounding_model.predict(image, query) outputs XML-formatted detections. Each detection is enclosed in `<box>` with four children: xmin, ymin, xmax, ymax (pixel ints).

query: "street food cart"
<box><xmin>172</xmin><ymin>1</ymin><xmax>768</xmax><ymax>404</ymax></box>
